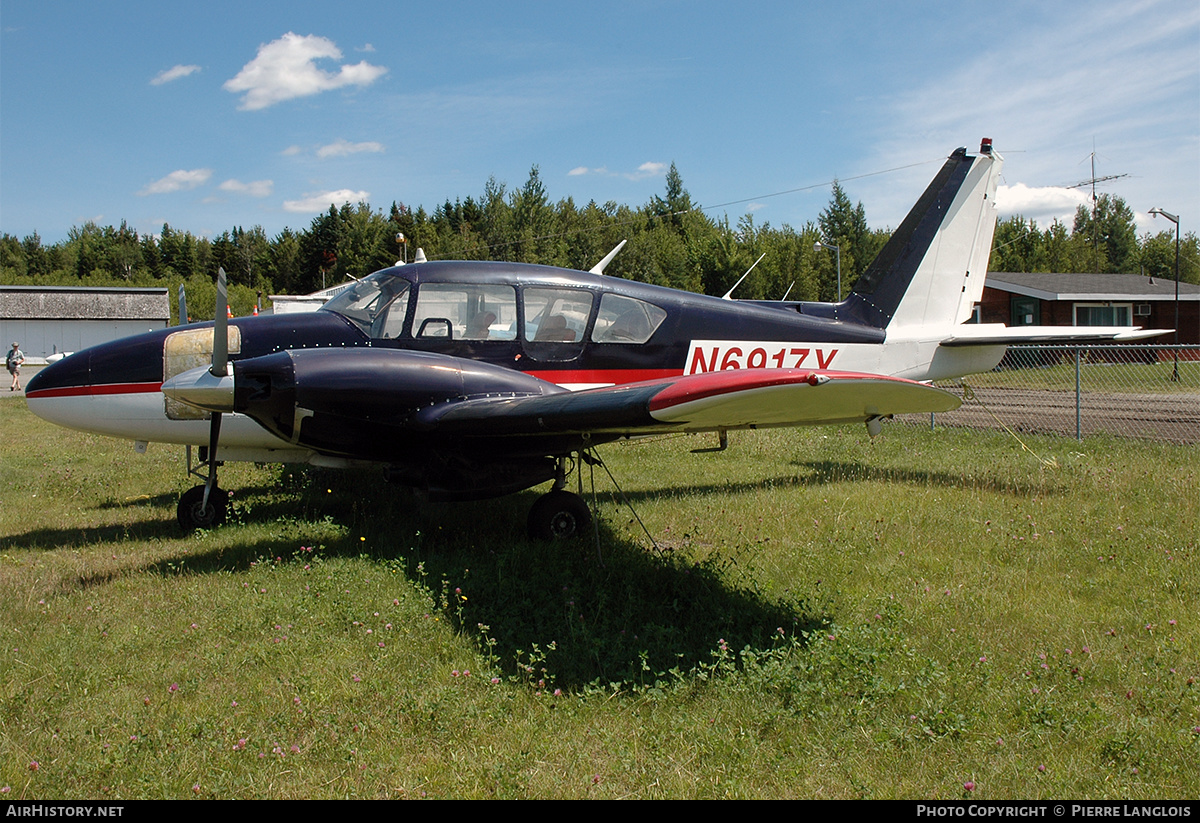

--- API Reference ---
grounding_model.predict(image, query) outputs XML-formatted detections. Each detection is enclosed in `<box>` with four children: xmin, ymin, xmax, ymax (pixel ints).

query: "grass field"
<box><xmin>1</xmin><ymin>397</ymin><xmax>1196</xmax><ymax>799</ymax></box>
<box><xmin>959</xmin><ymin>352</ymin><xmax>1200</xmax><ymax>395</ymax></box>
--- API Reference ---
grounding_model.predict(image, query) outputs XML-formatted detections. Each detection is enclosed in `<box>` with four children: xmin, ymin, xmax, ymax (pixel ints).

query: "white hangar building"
<box><xmin>0</xmin><ymin>285</ymin><xmax>170</xmax><ymax>361</ymax></box>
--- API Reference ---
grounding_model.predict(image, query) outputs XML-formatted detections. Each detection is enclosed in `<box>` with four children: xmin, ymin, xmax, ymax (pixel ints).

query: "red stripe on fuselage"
<box><xmin>25</xmin><ymin>382</ymin><xmax>162</xmax><ymax>399</ymax></box>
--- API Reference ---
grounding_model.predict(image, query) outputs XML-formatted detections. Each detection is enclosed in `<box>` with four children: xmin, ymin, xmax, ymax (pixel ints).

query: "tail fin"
<box><xmin>840</xmin><ymin>140</ymin><xmax>1002</xmax><ymax>331</ymax></box>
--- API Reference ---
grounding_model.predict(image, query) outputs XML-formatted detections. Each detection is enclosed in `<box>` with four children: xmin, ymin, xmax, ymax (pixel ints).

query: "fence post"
<box><xmin>1080</xmin><ymin>345</ymin><xmax>1089</xmax><ymax>441</ymax></box>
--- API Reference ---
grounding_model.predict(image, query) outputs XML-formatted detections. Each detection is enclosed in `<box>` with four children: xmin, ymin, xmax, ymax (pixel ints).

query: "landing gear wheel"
<box><xmin>527</xmin><ymin>490</ymin><xmax>591</xmax><ymax>540</ymax></box>
<box><xmin>178</xmin><ymin>484</ymin><xmax>229</xmax><ymax>530</ymax></box>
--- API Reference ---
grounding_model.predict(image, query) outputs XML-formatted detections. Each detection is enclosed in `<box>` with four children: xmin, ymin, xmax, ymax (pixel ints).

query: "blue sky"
<box><xmin>2</xmin><ymin>0</ymin><xmax>1197</xmax><ymax>249</ymax></box>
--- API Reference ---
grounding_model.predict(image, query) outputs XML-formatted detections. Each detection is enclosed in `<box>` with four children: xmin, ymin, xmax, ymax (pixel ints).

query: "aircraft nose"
<box><xmin>24</xmin><ymin>349</ymin><xmax>95</xmax><ymax>430</ymax></box>
<box><xmin>25</xmin><ymin>349</ymin><xmax>92</xmax><ymax>397</ymax></box>
<box><xmin>25</xmin><ymin>332</ymin><xmax>168</xmax><ymax>433</ymax></box>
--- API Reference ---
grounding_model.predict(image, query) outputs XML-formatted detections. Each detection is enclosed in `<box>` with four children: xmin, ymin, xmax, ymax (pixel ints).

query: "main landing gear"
<box><xmin>526</xmin><ymin>454</ymin><xmax>592</xmax><ymax>540</ymax></box>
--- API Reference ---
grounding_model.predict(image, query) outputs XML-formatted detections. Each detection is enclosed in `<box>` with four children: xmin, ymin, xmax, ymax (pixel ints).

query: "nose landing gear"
<box><xmin>178</xmin><ymin>483</ymin><xmax>228</xmax><ymax>530</ymax></box>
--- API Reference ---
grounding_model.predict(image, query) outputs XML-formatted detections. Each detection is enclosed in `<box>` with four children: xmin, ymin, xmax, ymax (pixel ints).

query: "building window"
<box><xmin>1073</xmin><ymin>303</ymin><xmax>1131</xmax><ymax>326</ymax></box>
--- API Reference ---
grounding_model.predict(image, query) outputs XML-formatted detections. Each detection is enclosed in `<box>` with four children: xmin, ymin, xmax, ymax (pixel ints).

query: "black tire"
<box><xmin>177</xmin><ymin>484</ymin><xmax>228</xmax><ymax>530</ymax></box>
<box><xmin>527</xmin><ymin>490</ymin><xmax>591</xmax><ymax>540</ymax></box>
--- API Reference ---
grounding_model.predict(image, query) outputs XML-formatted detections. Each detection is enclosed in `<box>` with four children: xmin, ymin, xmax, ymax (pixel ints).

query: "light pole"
<box><xmin>814</xmin><ymin>240</ymin><xmax>842</xmax><ymax>301</ymax></box>
<box><xmin>396</xmin><ymin>232</ymin><xmax>408</xmax><ymax>265</ymax></box>
<box><xmin>1148</xmin><ymin>208</ymin><xmax>1180</xmax><ymax>381</ymax></box>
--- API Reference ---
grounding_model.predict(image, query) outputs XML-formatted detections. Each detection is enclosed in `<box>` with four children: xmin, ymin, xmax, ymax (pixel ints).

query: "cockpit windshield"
<box><xmin>320</xmin><ymin>273</ymin><xmax>411</xmax><ymax>337</ymax></box>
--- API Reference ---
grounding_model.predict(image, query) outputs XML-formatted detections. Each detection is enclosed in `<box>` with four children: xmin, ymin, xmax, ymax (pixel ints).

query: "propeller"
<box><xmin>200</xmin><ymin>268</ymin><xmax>228</xmax><ymax>512</ymax></box>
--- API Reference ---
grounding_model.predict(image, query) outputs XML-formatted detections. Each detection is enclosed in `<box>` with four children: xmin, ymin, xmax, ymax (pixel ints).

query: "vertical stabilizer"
<box><xmin>840</xmin><ymin>141</ymin><xmax>1002</xmax><ymax>332</ymax></box>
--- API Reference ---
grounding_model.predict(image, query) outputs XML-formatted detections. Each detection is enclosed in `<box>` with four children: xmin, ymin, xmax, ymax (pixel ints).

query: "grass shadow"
<box><xmin>13</xmin><ymin>460</ymin><xmax>828</xmax><ymax>692</ymax></box>
<box><xmin>595</xmin><ymin>459</ymin><xmax>1063</xmax><ymax>508</ymax></box>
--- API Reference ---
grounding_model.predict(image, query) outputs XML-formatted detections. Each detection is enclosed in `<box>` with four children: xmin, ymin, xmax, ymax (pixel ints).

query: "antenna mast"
<box><xmin>1065</xmin><ymin>145</ymin><xmax>1128</xmax><ymax>254</ymax></box>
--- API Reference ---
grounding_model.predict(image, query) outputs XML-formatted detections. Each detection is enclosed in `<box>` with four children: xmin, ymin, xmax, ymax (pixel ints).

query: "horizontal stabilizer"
<box><xmin>940</xmin><ymin>324</ymin><xmax>1172</xmax><ymax>347</ymax></box>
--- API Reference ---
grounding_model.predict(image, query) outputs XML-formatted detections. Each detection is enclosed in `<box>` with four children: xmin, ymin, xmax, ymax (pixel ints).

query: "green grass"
<box><xmin>1</xmin><ymin>398</ymin><xmax>1197</xmax><ymax>799</ymax></box>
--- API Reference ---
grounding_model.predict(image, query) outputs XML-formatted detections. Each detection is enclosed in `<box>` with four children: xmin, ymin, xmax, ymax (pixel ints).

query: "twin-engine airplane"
<box><xmin>26</xmin><ymin>141</ymin><xmax>1165</xmax><ymax>537</ymax></box>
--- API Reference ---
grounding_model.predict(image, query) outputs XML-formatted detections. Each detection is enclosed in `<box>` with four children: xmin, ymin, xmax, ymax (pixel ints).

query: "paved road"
<box><xmin>0</xmin><ymin>364</ymin><xmax>44</xmax><ymax>398</ymax></box>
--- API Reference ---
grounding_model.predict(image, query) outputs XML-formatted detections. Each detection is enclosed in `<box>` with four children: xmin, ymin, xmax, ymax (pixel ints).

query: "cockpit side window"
<box><xmin>523</xmin><ymin>287</ymin><xmax>594</xmax><ymax>343</ymax></box>
<box><xmin>371</xmin><ymin>289</ymin><xmax>410</xmax><ymax>339</ymax></box>
<box><xmin>412</xmin><ymin>284</ymin><xmax>517</xmax><ymax>340</ymax></box>
<box><xmin>322</xmin><ymin>276</ymin><xmax>411</xmax><ymax>337</ymax></box>
<box><xmin>591</xmin><ymin>293</ymin><xmax>667</xmax><ymax>343</ymax></box>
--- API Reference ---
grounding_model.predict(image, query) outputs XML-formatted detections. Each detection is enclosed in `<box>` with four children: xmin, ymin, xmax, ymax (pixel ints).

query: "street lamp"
<box><xmin>814</xmin><ymin>240</ymin><xmax>842</xmax><ymax>301</ymax></box>
<box><xmin>1148</xmin><ymin>207</ymin><xmax>1180</xmax><ymax>381</ymax></box>
<box><xmin>396</xmin><ymin>231</ymin><xmax>408</xmax><ymax>265</ymax></box>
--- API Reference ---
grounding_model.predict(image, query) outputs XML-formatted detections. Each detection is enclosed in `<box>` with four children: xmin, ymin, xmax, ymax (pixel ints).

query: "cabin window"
<box><xmin>523</xmin><ymin>288</ymin><xmax>594</xmax><ymax>343</ymax></box>
<box><xmin>591</xmin><ymin>294</ymin><xmax>667</xmax><ymax>343</ymax></box>
<box><xmin>412</xmin><ymin>284</ymin><xmax>517</xmax><ymax>340</ymax></box>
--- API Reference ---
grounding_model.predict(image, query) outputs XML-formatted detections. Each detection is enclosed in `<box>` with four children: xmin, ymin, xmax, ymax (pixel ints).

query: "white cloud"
<box><xmin>151</xmin><ymin>64</ymin><xmax>201</xmax><ymax>86</ymax></box>
<box><xmin>224</xmin><ymin>32</ymin><xmax>387</xmax><ymax>111</ymax></box>
<box><xmin>995</xmin><ymin>183</ymin><xmax>1090</xmax><ymax>227</ymax></box>
<box><xmin>219</xmin><ymin>179</ymin><xmax>274</xmax><ymax>198</ymax></box>
<box><xmin>283</xmin><ymin>189</ymin><xmax>370</xmax><ymax>213</ymax></box>
<box><xmin>138</xmin><ymin>169</ymin><xmax>212</xmax><ymax>196</ymax></box>
<box><xmin>281</xmin><ymin>145</ymin><xmax>304</xmax><ymax>156</ymax></box>
<box><xmin>626</xmin><ymin>162</ymin><xmax>667</xmax><ymax>181</ymax></box>
<box><xmin>316</xmin><ymin>138</ymin><xmax>385</xmax><ymax>158</ymax></box>
<box><xmin>567</xmin><ymin>163</ymin><xmax>665</xmax><ymax>181</ymax></box>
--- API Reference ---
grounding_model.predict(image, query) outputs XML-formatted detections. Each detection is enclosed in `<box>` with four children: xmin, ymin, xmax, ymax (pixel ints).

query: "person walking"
<box><xmin>7</xmin><ymin>342</ymin><xmax>25</xmax><ymax>391</ymax></box>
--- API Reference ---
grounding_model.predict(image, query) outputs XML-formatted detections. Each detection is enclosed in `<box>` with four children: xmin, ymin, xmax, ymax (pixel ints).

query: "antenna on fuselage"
<box><xmin>589</xmin><ymin>240</ymin><xmax>627</xmax><ymax>275</ymax></box>
<box><xmin>721</xmin><ymin>253</ymin><xmax>766</xmax><ymax>300</ymax></box>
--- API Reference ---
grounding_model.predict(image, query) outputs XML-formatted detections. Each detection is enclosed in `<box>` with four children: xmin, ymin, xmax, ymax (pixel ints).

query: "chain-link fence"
<box><xmin>895</xmin><ymin>344</ymin><xmax>1200</xmax><ymax>444</ymax></box>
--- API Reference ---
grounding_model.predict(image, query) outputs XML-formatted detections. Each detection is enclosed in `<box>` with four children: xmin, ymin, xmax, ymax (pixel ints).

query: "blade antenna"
<box><xmin>721</xmin><ymin>253</ymin><xmax>766</xmax><ymax>300</ymax></box>
<box><xmin>588</xmin><ymin>240</ymin><xmax>627</xmax><ymax>275</ymax></box>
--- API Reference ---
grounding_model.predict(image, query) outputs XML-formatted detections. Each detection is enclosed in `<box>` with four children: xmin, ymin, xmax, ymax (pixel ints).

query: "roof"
<box><xmin>985</xmin><ymin>272</ymin><xmax>1200</xmax><ymax>302</ymax></box>
<box><xmin>0</xmin><ymin>285</ymin><xmax>170</xmax><ymax>320</ymax></box>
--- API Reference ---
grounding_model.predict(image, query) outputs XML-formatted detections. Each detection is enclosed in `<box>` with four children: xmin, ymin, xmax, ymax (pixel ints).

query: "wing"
<box><xmin>416</xmin><ymin>368</ymin><xmax>960</xmax><ymax>436</ymax></box>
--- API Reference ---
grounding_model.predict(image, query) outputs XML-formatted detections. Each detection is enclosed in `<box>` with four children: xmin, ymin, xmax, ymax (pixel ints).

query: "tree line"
<box><xmin>2</xmin><ymin>165</ymin><xmax>1196</xmax><ymax>321</ymax></box>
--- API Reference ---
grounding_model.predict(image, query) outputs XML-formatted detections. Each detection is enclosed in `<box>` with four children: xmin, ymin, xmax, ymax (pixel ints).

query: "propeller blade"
<box><xmin>201</xmin><ymin>411</ymin><xmax>222</xmax><ymax>511</ymax></box>
<box><xmin>202</xmin><ymin>267</ymin><xmax>229</xmax><ymax>514</ymax></box>
<box><xmin>178</xmin><ymin>285</ymin><xmax>188</xmax><ymax>326</ymax></box>
<box><xmin>212</xmin><ymin>268</ymin><xmax>228</xmax><ymax>378</ymax></box>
